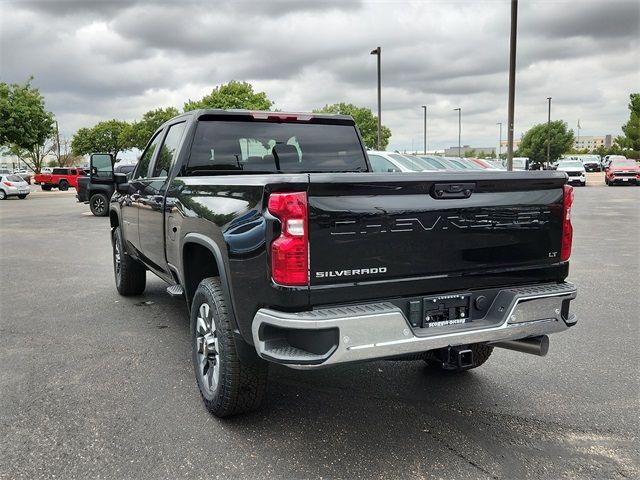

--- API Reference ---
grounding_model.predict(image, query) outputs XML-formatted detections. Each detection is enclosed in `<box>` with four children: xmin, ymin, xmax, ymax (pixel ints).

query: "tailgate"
<box><xmin>307</xmin><ymin>171</ymin><xmax>568</xmax><ymax>301</ymax></box>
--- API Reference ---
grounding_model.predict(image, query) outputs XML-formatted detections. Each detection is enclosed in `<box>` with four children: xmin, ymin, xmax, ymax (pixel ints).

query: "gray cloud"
<box><xmin>1</xmin><ymin>0</ymin><xmax>637</xmax><ymax>153</ymax></box>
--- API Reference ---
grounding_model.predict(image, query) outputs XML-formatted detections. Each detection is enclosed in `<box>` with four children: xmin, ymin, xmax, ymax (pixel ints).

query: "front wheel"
<box><xmin>41</xmin><ymin>185</ymin><xmax>52</xmax><ymax>191</ymax></box>
<box><xmin>58</xmin><ymin>180</ymin><xmax>69</xmax><ymax>191</ymax></box>
<box><xmin>18</xmin><ymin>194</ymin><xmax>28</xmax><ymax>199</ymax></box>
<box><xmin>90</xmin><ymin>193</ymin><xmax>109</xmax><ymax>216</ymax></box>
<box><xmin>112</xmin><ymin>226</ymin><xmax>146</xmax><ymax>296</ymax></box>
<box><xmin>192</xmin><ymin>277</ymin><xmax>268</xmax><ymax>417</ymax></box>
<box><xmin>0</xmin><ymin>190</ymin><xmax>6</xmax><ymax>200</ymax></box>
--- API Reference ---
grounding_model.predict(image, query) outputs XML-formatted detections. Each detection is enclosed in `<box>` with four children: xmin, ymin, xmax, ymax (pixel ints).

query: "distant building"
<box><xmin>500</xmin><ymin>139</ymin><xmax>522</xmax><ymax>150</ymax></box>
<box><xmin>444</xmin><ymin>145</ymin><xmax>495</xmax><ymax>157</ymax></box>
<box><xmin>501</xmin><ymin>135</ymin><xmax>613</xmax><ymax>152</ymax></box>
<box><xmin>573</xmin><ymin>135</ymin><xmax>612</xmax><ymax>150</ymax></box>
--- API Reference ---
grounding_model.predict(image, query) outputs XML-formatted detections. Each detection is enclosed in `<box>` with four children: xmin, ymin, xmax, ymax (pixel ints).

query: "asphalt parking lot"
<box><xmin>1</xmin><ymin>177</ymin><xmax>638</xmax><ymax>479</ymax></box>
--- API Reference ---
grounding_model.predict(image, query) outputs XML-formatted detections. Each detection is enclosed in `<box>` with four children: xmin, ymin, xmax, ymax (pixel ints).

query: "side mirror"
<box><xmin>90</xmin><ymin>153</ymin><xmax>114</xmax><ymax>179</ymax></box>
<box><xmin>114</xmin><ymin>173</ymin><xmax>130</xmax><ymax>193</ymax></box>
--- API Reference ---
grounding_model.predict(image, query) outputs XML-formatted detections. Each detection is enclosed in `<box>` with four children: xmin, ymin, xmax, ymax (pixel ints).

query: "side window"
<box><xmin>368</xmin><ymin>154</ymin><xmax>399</xmax><ymax>173</ymax></box>
<box><xmin>134</xmin><ymin>131</ymin><xmax>163</xmax><ymax>179</ymax></box>
<box><xmin>152</xmin><ymin>122</ymin><xmax>186</xmax><ymax>178</ymax></box>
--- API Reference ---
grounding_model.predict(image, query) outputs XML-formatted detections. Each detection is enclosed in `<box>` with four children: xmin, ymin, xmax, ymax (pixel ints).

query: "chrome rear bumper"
<box><xmin>252</xmin><ymin>282</ymin><xmax>577</xmax><ymax>369</ymax></box>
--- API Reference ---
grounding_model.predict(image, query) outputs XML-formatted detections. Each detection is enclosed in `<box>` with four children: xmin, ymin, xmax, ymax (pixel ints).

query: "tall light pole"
<box><xmin>453</xmin><ymin>108</ymin><xmax>461</xmax><ymax>157</ymax></box>
<box><xmin>497</xmin><ymin>122</ymin><xmax>503</xmax><ymax>157</ymax></box>
<box><xmin>370</xmin><ymin>46</ymin><xmax>381</xmax><ymax>150</ymax></box>
<box><xmin>506</xmin><ymin>0</ymin><xmax>518</xmax><ymax>171</ymax></box>
<box><xmin>547</xmin><ymin>97</ymin><xmax>552</xmax><ymax>167</ymax></box>
<box><xmin>421</xmin><ymin>105</ymin><xmax>427</xmax><ymax>154</ymax></box>
<box><xmin>577</xmin><ymin>119</ymin><xmax>581</xmax><ymax>150</ymax></box>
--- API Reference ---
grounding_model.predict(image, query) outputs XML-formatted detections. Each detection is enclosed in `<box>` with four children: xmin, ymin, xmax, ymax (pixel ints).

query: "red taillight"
<box><xmin>560</xmin><ymin>184</ymin><xmax>574</xmax><ymax>262</ymax></box>
<box><xmin>2</xmin><ymin>181</ymin><xmax>14</xmax><ymax>186</ymax></box>
<box><xmin>268</xmin><ymin>192</ymin><xmax>308</xmax><ymax>286</ymax></box>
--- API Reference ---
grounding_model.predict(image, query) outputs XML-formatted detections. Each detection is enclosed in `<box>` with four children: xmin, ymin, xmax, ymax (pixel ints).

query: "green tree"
<box><xmin>517</xmin><ymin>120</ymin><xmax>575</xmax><ymax>165</ymax></box>
<box><xmin>71</xmin><ymin>120</ymin><xmax>133</xmax><ymax>159</ymax></box>
<box><xmin>123</xmin><ymin>106</ymin><xmax>180</xmax><ymax>150</ymax></box>
<box><xmin>614</xmin><ymin>93</ymin><xmax>640</xmax><ymax>158</ymax></box>
<box><xmin>0</xmin><ymin>78</ymin><xmax>55</xmax><ymax>173</ymax></box>
<box><xmin>313</xmin><ymin>102</ymin><xmax>392</xmax><ymax>150</ymax></box>
<box><xmin>183</xmin><ymin>80</ymin><xmax>273</xmax><ymax>112</ymax></box>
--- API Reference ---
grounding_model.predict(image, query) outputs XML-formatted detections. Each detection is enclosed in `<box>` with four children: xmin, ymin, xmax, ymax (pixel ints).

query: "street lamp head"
<box><xmin>370</xmin><ymin>47</ymin><xmax>380</xmax><ymax>55</ymax></box>
<box><xmin>453</xmin><ymin>107</ymin><xmax>461</xmax><ymax>112</ymax></box>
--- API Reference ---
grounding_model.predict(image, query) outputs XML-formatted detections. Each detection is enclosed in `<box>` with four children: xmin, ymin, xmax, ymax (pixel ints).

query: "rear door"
<box><xmin>137</xmin><ymin>121</ymin><xmax>187</xmax><ymax>272</ymax></box>
<box><xmin>307</xmin><ymin>171</ymin><xmax>568</xmax><ymax>305</ymax></box>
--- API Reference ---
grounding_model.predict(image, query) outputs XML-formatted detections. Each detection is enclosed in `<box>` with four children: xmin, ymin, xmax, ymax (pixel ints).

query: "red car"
<box><xmin>34</xmin><ymin>167</ymin><xmax>86</xmax><ymax>191</ymax></box>
<box><xmin>604</xmin><ymin>159</ymin><xmax>640</xmax><ymax>186</ymax></box>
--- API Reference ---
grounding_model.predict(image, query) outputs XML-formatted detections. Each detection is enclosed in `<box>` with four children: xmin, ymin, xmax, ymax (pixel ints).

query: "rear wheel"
<box><xmin>424</xmin><ymin>343</ymin><xmax>493</xmax><ymax>372</ymax></box>
<box><xmin>112</xmin><ymin>226</ymin><xmax>146</xmax><ymax>296</ymax></box>
<box><xmin>58</xmin><ymin>180</ymin><xmax>69</xmax><ymax>191</ymax></box>
<box><xmin>90</xmin><ymin>193</ymin><xmax>109</xmax><ymax>216</ymax></box>
<box><xmin>0</xmin><ymin>190</ymin><xmax>6</xmax><ymax>200</ymax></box>
<box><xmin>192</xmin><ymin>277</ymin><xmax>268</xmax><ymax>417</ymax></box>
<box><xmin>18</xmin><ymin>194</ymin><xmax>27</xmax><ymax>199</ymax></box>
<box><xmin>41</xmin><ymin>185</ymin><xmax>52</xmax><ymax>191</ymax></box>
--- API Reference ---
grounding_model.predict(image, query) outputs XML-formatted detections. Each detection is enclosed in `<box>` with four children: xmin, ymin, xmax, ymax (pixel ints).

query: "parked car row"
<box><xmin>367</xmin><ymin>152</ymin><xmax>508</xmax><ymax>173</ymax></box>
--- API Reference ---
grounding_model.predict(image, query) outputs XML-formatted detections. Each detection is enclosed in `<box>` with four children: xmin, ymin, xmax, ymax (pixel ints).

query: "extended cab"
<box><xmin>34</xmin><ymin>167</ymin><xmax>86</xmax><ymax>191</ymax></box>
<box><xmin>109</xmin><ymin>110</ymin><xmax>578</xmax><ymax>417</ymax></box>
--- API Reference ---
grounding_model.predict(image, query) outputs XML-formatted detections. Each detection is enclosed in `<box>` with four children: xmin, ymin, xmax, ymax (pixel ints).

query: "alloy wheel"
<box><xmin>92</xmin><ymin>196</ymin><xmax>105</xmax><ymax>214</ymax></box>
<box><xmin>195</xmin><ymin>302</ymin><xmax>220</xmax><ymax>394</ymax></box>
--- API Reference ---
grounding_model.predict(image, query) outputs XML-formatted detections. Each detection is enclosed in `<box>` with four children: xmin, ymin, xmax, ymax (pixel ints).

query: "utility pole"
<box><xmin>577</xmin><ymin>119</ymin><xmax>581</xmax><ymax>150</ymax></box>
<box><xmin>422</xmin><ymin>105</ymin><xmax>427</xmax><ymax>154</ymax></box>
<box><xmin>547</xmin><ymin>97</ymin><xmax>552</xmax><ymax>167</ymax></box>
<box><xmin>497</xmin><ymin>122</ymin><xmax>503</xmax><ymax>157</ymax></box>
<box><xmin>453</xmin><ymin>108</ymin><xmax>461</xmax><ymax>157</ymax></box>
<box><xmin>370</xmin><ymin>47</ymin><xmax>382</xmax><ymax>150</ymax></box>
<box><xmin>506</xmin><ymin>0</ymin><xmax>518</xmax><ymax>171</ymax></box>
<box><xmin>55</xmin><ymin>120</ymin><xmax>61</xmax><ymax>168</ymax></box>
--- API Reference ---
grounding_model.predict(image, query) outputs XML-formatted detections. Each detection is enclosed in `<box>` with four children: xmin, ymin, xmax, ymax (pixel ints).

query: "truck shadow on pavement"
<box><xmin>135</xmin><ymin>281</ymin><xmax>637</xmax><ymax>480</ymax></box>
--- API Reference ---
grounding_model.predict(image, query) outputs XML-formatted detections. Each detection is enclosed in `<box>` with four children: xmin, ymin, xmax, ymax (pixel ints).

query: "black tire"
<box><xmin>191</xmin><ymin>277</ymin><xmax>268</xmax><ymax>417</ymax></box>
<box><xmin>90</xmin><ymin>193</ymin><xmax>109</xmax><ymax>216</ymax></box>
<box><xmin>608</xmin><ymin>180</ymin><xmax>614</xmax><ymax>187</ymax></box>
<box><xmin>424</xmin><ymin>343</ymin><xmax>493</xmax><ymax>372</ymax></box>
<box><xmin>58</xmin><ymin>180</ymin><xmax>69</xmax><ymax>191</ymax></box>
<box><xmin>112</xmin><ymin>226</ymin><xmax>146</xmax><ymax>296</ymax></box>
<box><xmin>41</xmin><ymin>185</ymin><xmax>52</xmax><ymax>191</ymax></box>
<box><xmin>0</xmin><ymin>190</ymin><xmax>6</xmax><ymax>200</ymax></box>
<box><xmin>581</xmin><ymin>181</ymin><xmax>586</xmax><ymax>187</ymax></box>
<box><xmin>18</xmin><ymin>194</ymin><xmax>28</xmax><ymax>199</ymax></box>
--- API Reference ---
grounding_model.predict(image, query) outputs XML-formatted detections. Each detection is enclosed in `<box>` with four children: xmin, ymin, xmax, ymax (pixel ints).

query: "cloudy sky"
<box><xmin>1</xmin><ymin>0</ymin><xmax>638</xmax><ymax>153</ymax></box>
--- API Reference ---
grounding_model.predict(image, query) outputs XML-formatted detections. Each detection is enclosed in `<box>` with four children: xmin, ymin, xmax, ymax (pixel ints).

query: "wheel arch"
<box><xmin>109</xmin><ymin>209</ymin><xmax>120</xmax><ymax>229</ymax></box>
<box><xmin>181</xmin><ymin>233</ymin><xmax>257</xmax><ymax>359</ymax></box>
<box><xmin>181</xmin><ymin>234</ymin><xmax>231</xmax><ymax>312</ymax></box>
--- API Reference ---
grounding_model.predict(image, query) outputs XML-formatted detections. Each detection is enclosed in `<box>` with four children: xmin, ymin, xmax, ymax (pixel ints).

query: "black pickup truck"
<box><xmin>77</xmin><ymin>154</ymin><xmax>136</xmax><ymax>216</ymax></box>
<box><xmin>108</xmin><ymin>109</ymin><xmax>577</xmax><ymax>417</ymax></box>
